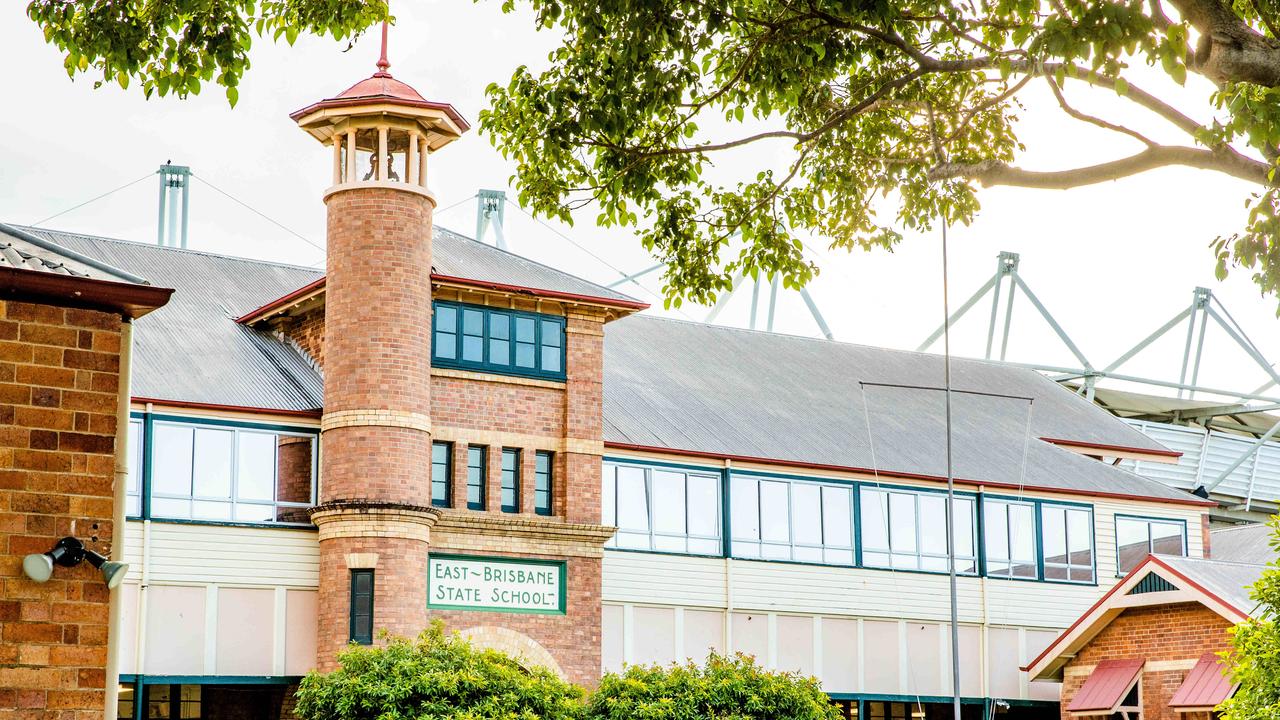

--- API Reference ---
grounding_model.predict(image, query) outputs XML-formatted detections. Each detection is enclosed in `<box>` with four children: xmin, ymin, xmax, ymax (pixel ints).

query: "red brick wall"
<box><xmin>1061</xmin><ymin>603</ymin><xmax>1233</xmax><ymax>720</ymax></box>
<box><xmin>278</xmin><ymin>306</ymin><xmax>325</xmax><ymax>370</ymax></box>
<box><xmin>0</xmin><ymin>300</ymin><xmax>124</xmax><ymax>718</ymax></box>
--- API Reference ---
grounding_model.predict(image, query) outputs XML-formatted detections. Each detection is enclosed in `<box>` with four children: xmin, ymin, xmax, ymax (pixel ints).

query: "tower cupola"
<box><xmin>290</xmin><ymin>22</ymin><xmax>468</xmax><ymax>197</ymax></box>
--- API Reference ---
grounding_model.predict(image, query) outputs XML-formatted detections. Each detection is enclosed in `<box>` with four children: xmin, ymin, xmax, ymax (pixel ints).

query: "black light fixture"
<box><xmin>22</xmin><ymin>537</ymin><xmax>128</xmax><ymax>589</ymax></box>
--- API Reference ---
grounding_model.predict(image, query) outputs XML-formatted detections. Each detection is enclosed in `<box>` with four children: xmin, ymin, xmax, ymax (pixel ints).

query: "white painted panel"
<box><xmin>215</xmin><ymin>588</ymin><xmax>274</xmax><ymax>675</ymax></box>
<box><xmin>632</xmin><ymin>606</ymin><xmax>676</xmax><ymax>666</ymax></box>
<box><xmin>124</xmin><ymin>521</ymin><xmax>319</xmax><ymax>587</ymax></box>
<box><xmin>984</xmin><ymin>579</ymin><xmax>1101</xmax><ymax>629</ymax></box>
<box><xmin>862</xmin><ymin>620</ymin><xmax>899</xmax><ymax>694</ymax></box>
<box><xmin>144</xmin><ymin>586</ymin><xmax>205</xmax><ymax>675</ymax></box>
<box><xmin>602</xmin><ymin>604</ymin><xmax>624</xmax><ymax>672</ymax></box>
<box><xmin>958</xmin><ymin>625</ymin><xmax>982</xmax><ymax>697</ymax></box>
<box><xmin>903</xmin><ymin>622</ymin><xmax>941</xmax><ymax>697</ymax></box>
<box><xmin>987</xmin><ymin>627</ymin><xmax>1021</xmax><ymax>699</ymax></box>
<box><xmin>820</xmin><ymin>618</ymin><xmax>858</xmax><ymax>693</ymax></box>
<box><xmin>732</xmin><ymin>612</ymin><xmax>768</xmax><ymax>664</ymax></box>
<box><xmin>117</xmin><ymin>583</ymin><xmax>139</xmax><ymax>675</ymax></box>
<box><xmin>284</xmin><ymin>590</ymin><xmax>318</xmax><ymax>676</ymax></box>
<box><xmin>683</xmin><ymin>609</ymin><xmax>723</xmax><ymax>664</ymax></box>
<box><xmin>602</xmin><ymin>552</ymin><xmax>726</xmax><ymax>607</ymax></box>
<box><xmin>776</xmin><ymin>615</ymin><xmax>814</xmax><ymax>676</ymax></box>
<box><xmin>1026</xmin><ymin>630</ymin><xmax>1063</xmax><ymax>701</ymax></box>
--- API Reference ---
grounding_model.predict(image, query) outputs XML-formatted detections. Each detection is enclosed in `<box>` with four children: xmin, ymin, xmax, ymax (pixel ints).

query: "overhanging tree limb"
<box><xmin>929</xmin><ymin>146</ymin><xmax>1269</xmax><ymax>188</ymax></box>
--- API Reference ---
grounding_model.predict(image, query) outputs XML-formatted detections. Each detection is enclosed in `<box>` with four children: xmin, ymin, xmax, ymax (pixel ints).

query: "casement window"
<box><xmin>431</xmin><ymin>301</ymin><xmax>566</xmax><ymax>381</ymax></box>
<box><xmin>534</xmin><ymin>451</ymin><xmax>553</xmax><ymax>516</ymax></box>
<box><xmin>860</xmin><ymin>487</ymin><xmax>977</xmax><ymax>573</ymax></box>
<box><xmin>984</xmin><ymin>499</ymin><xmax>1038</xmax><ymax>579</ymax></box>
<box><xmin>431</xmin><ymin>442</ymin><xmax>452</xmax><ymax>508</ymax></box>
<box><xmin>126</xmin><ymin>418</ymin><xmax>144</xmax><ymax>517</ymax></box>
<box><xmin>1116</xmin><ymin>516</ymin><xmax>1186</xmax><ymax>574</ymax></box>
<box><xmin>1041</xmin><ymin>503</ymin><xmax>1095</xmax><ymax>582</ymax></box>
<box><xmin>146</xmin><ymin>417</ymin><xmax>317</xmax><ymax>525</ymax></box>
<box><xmin>501</xmin><ymin>448</ymin><xmax>520</xmax><ymax>513</ymax></box>
<box><xmin>349</xmin><ymin>570</ymin><xmax>374</xmax><ymax>645</ymax></box>
<box><xmin>466</xmin><ymin>446</ymin><xmax>487</xmax><ymax>510</ymax></box>
<box><xmin>603</xmin><ymin>462</ymin><xmax>721</xmax><ymax>555</ymax></box>
<box><xmin>732</xmin><ymin>475</ymin><xmax>855</xmax><ymax>565</ymax></box>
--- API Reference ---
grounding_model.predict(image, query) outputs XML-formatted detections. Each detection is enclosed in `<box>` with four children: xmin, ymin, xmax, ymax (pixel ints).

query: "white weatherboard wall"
<box><xmin>119</xmin><ymin>521</ymin><xmax>320</xmax><ymax>677</ymax></box>
<box><xmin>601</xmin><ymin>484</ymin><xmax>1206</xmax><ymax>702</ymax></box>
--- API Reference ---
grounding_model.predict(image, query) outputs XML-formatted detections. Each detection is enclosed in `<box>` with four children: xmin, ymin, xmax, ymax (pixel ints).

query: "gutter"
<box><xmin>0</xmin><ymin>265</ymin><xmax>174</xmax><ymax>318</ymax></box>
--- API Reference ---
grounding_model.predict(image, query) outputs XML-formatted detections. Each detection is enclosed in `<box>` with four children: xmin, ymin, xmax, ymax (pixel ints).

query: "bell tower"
<box><xmin>291</xmin><ymin>23</ymin><xmax>468</xmax><ymax>668</ymax></box>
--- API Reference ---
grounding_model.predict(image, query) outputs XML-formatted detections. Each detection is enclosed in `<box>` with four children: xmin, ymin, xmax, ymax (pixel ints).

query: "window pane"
<box><xmin>431</xmin><ymin>442</ymin><xmax>450</xmax><ymax>506</ymax></box>
<box><xmin>461</xmin><ymin>309</ymin><xmax>484</xmax><ymax>362</ymax></box>
<box><xmin>151</xmin><ymin>497</ymin><xmax>190</xmax><ymax>519</ymax></box>
<box><xmin>193</xmin><ymin>500</ymin><xmax>232</xmax><ymax>520</ymax></box>
<box><xmin>489</xmin><ymin>313</ymin><xmax>511</xmax><ymax>366</ymax></box>
<box><xmin>731</xmin><ymin>476</ymin><xmax>760</xmax><ymax>541</ymax></box>
<box><xmin>434</xmin><ymin>306</ymin><xmax>457</xmax><ymax>360</ymax></box>
<box><xmin>1116</xmin><ymin>518</ymin><xmax>1149</xmax><ymax>573</ymax></box>
<box><xmin>435</xmin><ymin>331</ymin><xmax>457</xmax><ymax>359</ymax></box>
<box><xmin>152</xmin><ymin>424</ymin><xmax>194</xmax><ymax>496</ymax></box>
<box><xmin>541</xmin><ymin>319</ymin><xmax>562</xmax><ymax>347</ymax></box>
<box><xmin>1066</xmin><ymin>509</ymin><xmax>1093</xmax><ymax>570</ymax></box>
<box><xmin>237</xmin><ymin>432</ymin><xmax>276</xmax><ymax>501</ymax></box>
<box><xmin>234</xmin><ymin>503</ymin><xmax>273</xmax><ymax>522</ymax></box>
<box><xmin>652</xmin><ymin>471</ymin><xmax>686</xmax><ymax>535</ymax></box>
<box><xmin>889</xmin><ymin>492</ymin><xmax>917</xmax><ymax>553</ymax></box>
<box><xmin>276</xmin><ymin>436</ymin><xmax>314</xmax><ymax>504</ymax></box>
<box><xmin>515</xmin><ymin>318</ymin><xmax>537</xmax><ymax>368</ymax></box>
<box><xmin>127</xmin><ymin>420</ymin><xmax>142</xmax><ymax>494</ymax></box>
<box><xmin>467</xmin><ymin>447</ymin><xmax>485</xmax><ymax>508</ymax></box>
<box><xmin>1151</xmin><ymin>521</ymin><xmax>1185</xmax><ymax>556</ymax></box>
<box><xmin>516</xmin><ymin>316</ymin><xmax>536</xmax><ymax>342</ymax></box>
<box><xmin>1042</xmin><ymin>507</ymin><xmax>1066</xmax><ymax>566</ymax></box>
<box><xmin>984</xmin><ymin>502</ymin><xmax>1011</xmax><ymax>575</ymax></box>
<box><xmin>687</xmin><ymin>474</ymin><xmax>719</xmax><ymax>537</ymax></box>
<box><xmin>601</xmin><ymin>464</ymin><xmax>616</xmax><ymax>527</ymax></box>
<box><xmin>616</xmin><ymin>467</ymin><xmax>649</xmax><ymax>532</ymax></box>
<box><xmin>918</xmin><ymin>495</ymin><xmax>946</xmax><ymax>556</ymax></box>
<box><xmin>501</xmin><ymin>449</ymin><xmax>519</xmax><ymax>512</ymax></box>
<box><xmin>791</xmin><ymin>484</ymin><xmax>822</xmax><ymax>546</ymax></box>
<box><xmin>1010</xmin><ymin>503</ymin><xmax>1037</xmax><ymax>577</ymax></box>
<box><xmin>861</xmin><ymin>489</ymin><xmax>889</xmax><ymax>552</ymax></box>
<box><xmin>821</xmin><ymin>486</ymin><xmax>852</xmax><ymax>547</ymax></box>
<box><xmin>759</xmin><ymin>481</ymin><xmax>789</xmax><ymax>544</ymax></box>
<box><xmin>953</xmin><ymin>498</ymin><xmax>975</xmax><ymax>559</ymax></box>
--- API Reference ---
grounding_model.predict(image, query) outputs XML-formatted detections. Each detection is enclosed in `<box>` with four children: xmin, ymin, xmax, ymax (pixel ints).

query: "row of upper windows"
<box><xmin>430</xmin><ymin>442</ymin><xmax>553</xmax><ymax>515</ymax></box>
<box><xmin>432</xmin><ymin>301</ymin><xmax>566</xmax><ymax>381</ymax></box>
<box><xmin>602</xmin><ymin>460</ymin><xmax>1190</xmax><ymax>583</ymax></box>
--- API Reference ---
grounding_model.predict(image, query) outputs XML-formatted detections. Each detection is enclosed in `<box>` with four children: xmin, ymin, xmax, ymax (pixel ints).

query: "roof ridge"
<box><xmin>10</xmin><ymin>224</ymin><xmax>327</xmax><ymax>274</ymax></box>
<box><xmin>1211</xmin><ymin>523</ymin><xmax>1271</xmax><ymax>535</ymax></box>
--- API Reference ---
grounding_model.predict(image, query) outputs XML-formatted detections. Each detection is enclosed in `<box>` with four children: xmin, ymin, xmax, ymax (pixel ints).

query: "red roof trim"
<box><xmin>1023</xmin><ymin>554</ymin><xmax>1250</xmax><ymax>674</ymax></box>
<box><xmin>605</xmin><ymin>442</ymin><xmax>1216</xmax><ymax>507</ymax></box>
<box><xmin>1042</xmin><ymin>436</ymin><xmax>1182</xmax><ymax>459</ymax></box>
<box><xmin>0</xmin><ymin>266</ymin><xmax>173</xmax><ymax>319</ymax></box>
<box><xmin>1066</xmin><ymin>659</ymin><xmax>1145</xmax><ymax>713</ymax></box>
<box><xmin>1169</xmin><ymin>652</ymin><xmax>1238</xmax><ymax>709</ymax></box>
<box><xmin>235</xmin><ymin>277</ymin><xmax>327</xmax><ymax>324</ymax></box>
<box><xmin>133</xmin><ymin>396</ymin><xmax>322</xmax><ymax>420</ymax></box>
<box><xmin>237</xmin><ymin>274</ymin><xmax>648</xmax><ymax>325</ymax></box>
<box><xmin>288</xmin><ymin>95</ymin><xmax>471</xmax><ymax>132</ymax></box>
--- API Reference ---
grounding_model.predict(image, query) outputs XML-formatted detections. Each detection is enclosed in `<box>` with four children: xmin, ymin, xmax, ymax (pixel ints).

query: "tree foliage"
<box><xmin>588</xmin><ymin>653</ymin><xmax>841</xmax><ymax>720</ymax></box>
<box><xmin>29</xmin><ymin>0</ymin><xmax>1280</xmax><ymax>307</ymax></box>
<box><xmin>293</xmin><ymin>623</ymin><xmax>585</xmax><ymax>720</ymax></box>
<box><xmin>1220</xmin><ymin>517</ymin><xmax>1280</xmax><ymax>720</ymax></box>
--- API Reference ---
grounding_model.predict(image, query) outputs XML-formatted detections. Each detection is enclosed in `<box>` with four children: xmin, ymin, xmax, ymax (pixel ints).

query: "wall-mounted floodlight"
<box><xmin>22</xmin><ymin>537</ymin><xmax>128</xmax><ymax>589</ymax></box>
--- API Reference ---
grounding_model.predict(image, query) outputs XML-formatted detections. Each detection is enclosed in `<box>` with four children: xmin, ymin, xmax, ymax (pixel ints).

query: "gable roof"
<box><xmin>603</xmin><ymin>315</ymin><xmax>1204</xmax><ymax>505</ymax></box>
<box><xmin>0</xmin><ymin>224</ymin><xmax>172</xmax><ymax>318</ymax></box>
<box><xmin>1025</xmin><ymin>554</ymin><xmax>1267</xmax><ymax>681</ymax></box>
<box><xmin>1212</xmin><ymin>523</ymin><xmax>1276</xmax><ymax>565</ymax></box>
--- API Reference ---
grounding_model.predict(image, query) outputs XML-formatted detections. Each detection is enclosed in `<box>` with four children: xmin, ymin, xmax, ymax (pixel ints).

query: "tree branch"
<box><xmin>929</xmin><ymin>145</ymin><xmax>1268</xmax><ymax>188</ymax></box>
<box><xmin>1044</xmin><ymin>75</ymin><xmax>1157</xmax><ymax>146</ymax></box>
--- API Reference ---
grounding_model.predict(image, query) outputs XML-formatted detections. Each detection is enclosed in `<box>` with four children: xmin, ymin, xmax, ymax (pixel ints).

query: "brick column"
<box><xmin>485</xmin><ymin>445</ymin><xmax>502</xmax><ymax>513</ymax></box>
<box><xmin>313</xmin><ymin>186</ymin><xmax>437</xmax><ymax>670</ymax></box>
<box><xmin>563</xmin><ymin>310</ymin><xmax>605</xmax><ymax>524</ymax></box>
<box><xmin>519</xmin><ymin>447</ymin><xmax>536</xmax><ymax>515</ymax></box>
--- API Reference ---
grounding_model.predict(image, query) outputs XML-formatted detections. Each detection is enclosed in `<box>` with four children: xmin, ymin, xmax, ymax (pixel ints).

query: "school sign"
<box><xmin>427</xmin><ymin>555</ymin><xmax>566</xmax><ymax>614</ymax></box>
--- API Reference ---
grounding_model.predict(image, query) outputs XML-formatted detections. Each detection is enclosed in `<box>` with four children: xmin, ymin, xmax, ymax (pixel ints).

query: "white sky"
<box><xmin>2</xmin><ymin>2</ymin><xmax>1278</xmax><ymax>404</ymax></box>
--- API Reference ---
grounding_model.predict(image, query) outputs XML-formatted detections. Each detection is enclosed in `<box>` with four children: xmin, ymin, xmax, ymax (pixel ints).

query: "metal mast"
<box><xmin>155</xmin><ymin>163</ymin><xmax>191</xmax><ymax>248</ymax></box>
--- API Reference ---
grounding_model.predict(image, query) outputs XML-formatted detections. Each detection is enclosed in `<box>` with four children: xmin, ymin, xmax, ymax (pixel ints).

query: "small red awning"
<box><xmin>1170</xmin><ymin>653</ymin><xmax>1237</xmax><ymax>711</ymax></box>
<box><xmin>1068</xmin><ymin>659</ymin><xmax>1145</xmax><ymax>714</ymax></box>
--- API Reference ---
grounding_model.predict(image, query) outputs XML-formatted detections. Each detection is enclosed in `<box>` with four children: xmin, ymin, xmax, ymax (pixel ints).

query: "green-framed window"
<box><xmin>350</xmin><ymin>569</ymin><xmax>374</xmax><ymax>645</ymax></box>
<box><xmin>1116</xmin><ymin>515</ymin><xmax>1186</xmax><ymax>574</ymax></box>
<box><xmin>534</xmin><ymin>451</ymin><xmax>553</xmax><ymax>516</ymax></box>
<box><xmin>431</xmin><ymin>442</ymin><xmax>452</xmax><ymax>508</ymax></box>
<box><xmin>431</xmin><ymin>301</ymin><xmax>566</xmax><ymax>381</ymax></box>
<box><xmin>129</xmin><ymin>413</ymin><xmax>319</xmax><ymax>527</ymax></box>
<box><xmin>603</xmin><ymin>461</ymin><xmax>721</xmax><ymax>555</ymax></box>
<box><xmin>983</xmin><ymin>498</ymin><xmax>1038</xmax><ymax>579</ymax></box>
<box><xmin>1041</xmin><ymin>503</ymin><xmax>1095</xmax><ymax>583</ymax></box>
<box><xmin>501</xmin><ymin>448</ymin><xmax>520</xmax><ymax>513</ymax></box>
<box><xmin>859</xmin><ymin>486</ymin><xmax>977</xmax><ymax>574</ymax></box>
<box><xmin>467</xmin><ymin>446</ymin><xmax>487</xmax><ymax>510</ymax></box>
<box><xmin>732</xmin><ymin>473</ymin><xmax>854</xmax><ymax>564</ymax></box>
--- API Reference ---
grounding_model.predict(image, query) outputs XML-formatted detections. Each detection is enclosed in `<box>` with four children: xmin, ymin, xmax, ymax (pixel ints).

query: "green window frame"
<box><xmin>431</xmin><ymin>300</ymin><xmax>567</xmax><ymax>381</ymax></box>
<box><xmin>858</xmin><ymin>485</ymin><xmax>977</xmax><ymax>574</ymax></box>
<box><xmin>534</xmin><ymin>451</ymin><xmax>553</xmax><ymax>516</ymax></box>
<box><xmin>501</xmin><ymin>448</ymin><xmax>520</xmax><ymax>513</ymax></box>
<box><xmin>349</xmin><ymin>569</ymin><xmax>374</xmax><ymax>645</ymax></box>
<box><xmin>1115</xmin><ymin>515</ymin><xmax>1187</xmax><ymax>575</ymax></box>
<box><xmin>1040</xmin><ymin>502</ymin><xmax>1095</xmax><ymax>583</ymax></box>
<box><xmin>467</xmin><ymin>446</ymin><xmax>487</xmax><ymax>510</ymax></box>
<box><xmin>431</xmin><ymin>442</ymin><xmax>452</xmax><ymax>508</ymax></box>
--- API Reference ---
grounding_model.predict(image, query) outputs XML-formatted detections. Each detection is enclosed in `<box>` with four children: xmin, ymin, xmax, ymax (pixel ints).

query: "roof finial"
<box><xmin>374</xmin><ymin>20</ymin><xmax>391</xmax><ymax>76</ymax></box>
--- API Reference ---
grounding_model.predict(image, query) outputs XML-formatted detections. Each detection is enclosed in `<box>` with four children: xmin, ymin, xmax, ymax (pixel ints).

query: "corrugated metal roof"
<box><xmin>13</xmin><ymin>226</ymin><xmax>326</xmax><ymax>413</ymax></box>
<box><xmin>1169</xmin><ymin>653</ymin><xmax>1237</xmax><ymax>709</ymax></box>
<box><xmin>1211</xmin><ymin>523</ymin><xmax>1274</xmax><ymax>564</ymax></box>
<box><xmin>0</xmin><ymin>224</ymin><xmax>147</xmax><ymax>283</ymax></box>
<box><xmin>1066</xmin><ymin>659</ymin><xmax>1144</xmax><ymax>713</ymax></box>
<box><xmin>1157</xmin><ymin>555</ymin><xmax>1267</xmax><ymax>617</ymax></box>
<box><xmin>431</xmin><ymin>227</ymin><xmax>639</xmax><ymax>304</ymax></box>
<box><xmin>603</xmin><ymin>315</ymin><xmax>1197</xmax><ymax>502</ymax></box>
